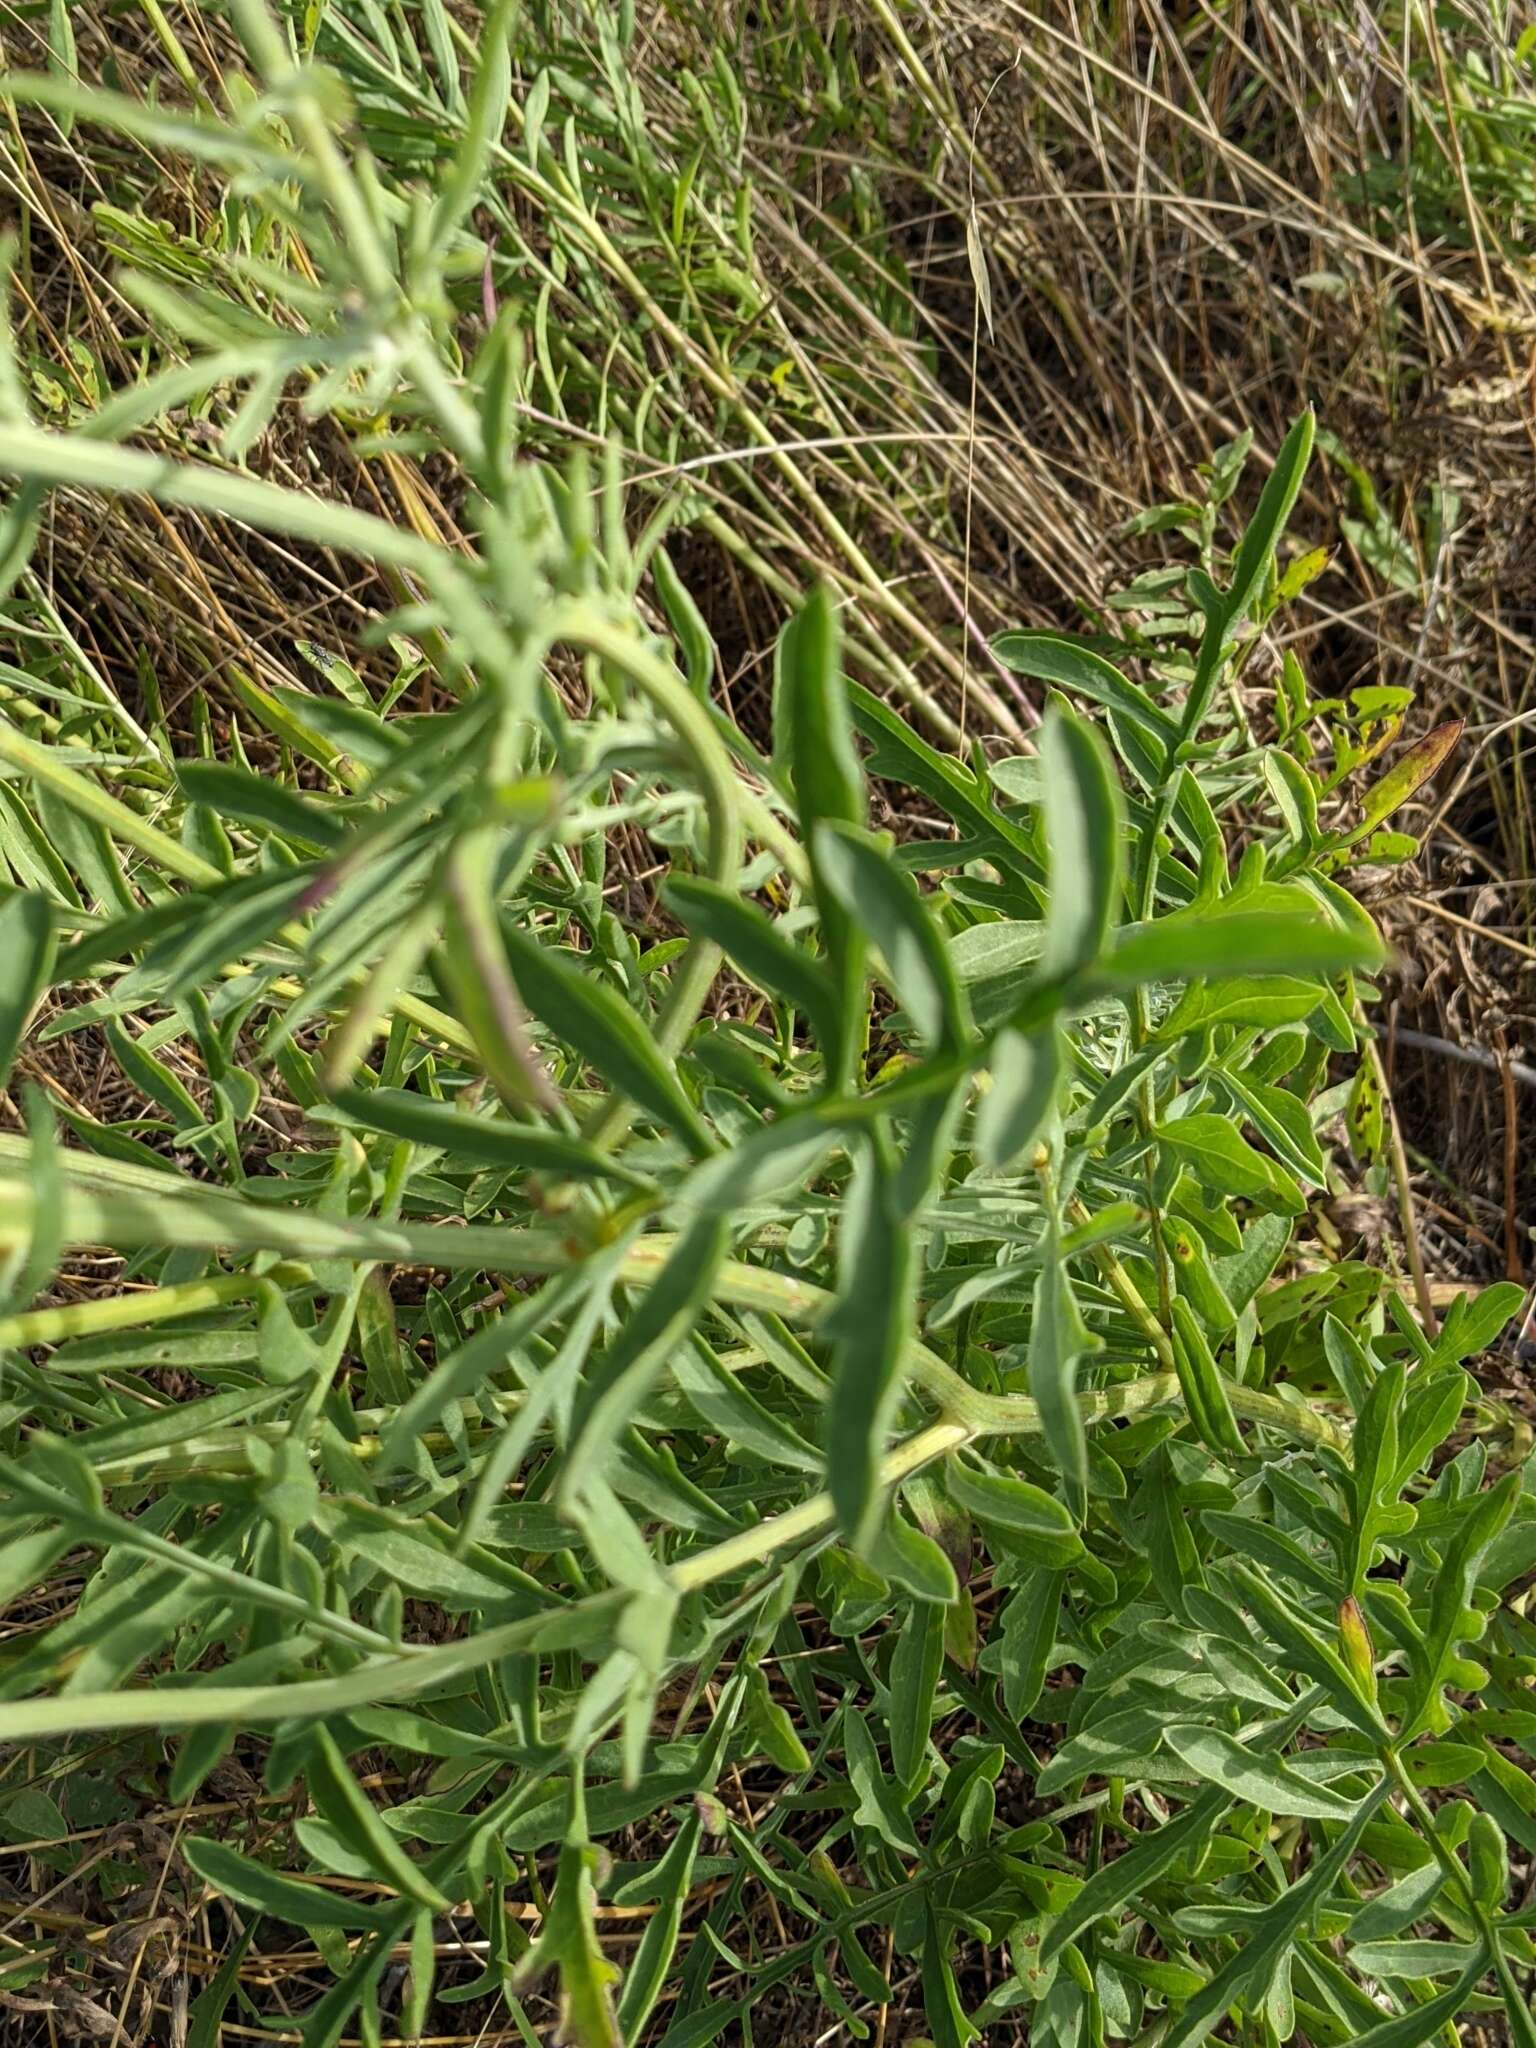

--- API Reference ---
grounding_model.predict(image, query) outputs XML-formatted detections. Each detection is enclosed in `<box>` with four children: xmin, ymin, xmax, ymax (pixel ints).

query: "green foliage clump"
<box><xmin>0</xmin><ymin>11</ymin><xmax>1530</xmax><ymax>2046</ymax></box>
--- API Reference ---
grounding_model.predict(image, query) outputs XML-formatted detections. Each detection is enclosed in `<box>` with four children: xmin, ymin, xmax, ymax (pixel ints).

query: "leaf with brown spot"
<box><xmin>1346</xmin><ymin>720</ymin><xmax>1464</xmax><ymax>845</ymax></box>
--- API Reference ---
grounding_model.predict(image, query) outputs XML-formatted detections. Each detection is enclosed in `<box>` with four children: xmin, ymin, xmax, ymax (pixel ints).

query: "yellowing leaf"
<box><xmin>1346</xmin><ymin>720</ymin><xmax>1464</xmax><ymax>844</ymax></box>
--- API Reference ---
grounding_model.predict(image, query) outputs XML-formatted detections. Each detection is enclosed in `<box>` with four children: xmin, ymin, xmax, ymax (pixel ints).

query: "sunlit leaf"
<box><xmin>1040</xmin><ymin>708</ymin><xmax>1123</xmax><ymax>981</ymax></box>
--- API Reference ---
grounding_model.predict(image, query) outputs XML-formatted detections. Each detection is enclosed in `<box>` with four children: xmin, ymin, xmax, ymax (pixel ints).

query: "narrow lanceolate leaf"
<box><xmin>783</xmin><ymin>587</ymin><xmax>866</xmax><ymax>1082</ymax></box>
<box><xmin>664</xmin><ymin>875</ymin><xmax>840</xmax><ymax>1055</ymax></box>
<box><xmin>1040</xmin><ymin>709</ymin><xmax>1123</xmax><ymax>982</ymax></box>
<box><xmin>1350</xmin><ymin>1862</ymin><xmax>1445</xmax><ymax>1943</ymax></box>
<box><xmin>1229</xmin><ymin>1565</ymin><xmax>1390</xmax><ymax>1741</ymax></box>
<box><xmin>440</xmin><ymin>841</ymin><xmax>560</xmax><ymax>1115</ymax></box>
<box><xmin>1467</xmin><ymin>1811</ymin><xmax>1509</xmax><ymax>1909</ymax></box>
<box><xmin>990</xmin><ymin>634</ymin><xmax>1179</xmax><ymax>752</ymax></box>
<box><xmin>1157</xmin><ymin>975</ymin><xmax>1323</xmax><ymax>1037</ymax></box>
<box><xmin>1346</xmin><ymin>1941</ymin><xmax>1482</xmax><ymax>1979</ymax></box>
<box><xmin>560</xmin><ymin>1211</ymin><xmax>732</xmax><ymax>1506</ymax></box>
<box><xmin>974</xmin><ymin>1023</ymin><xmax>1061</xmax><ymax>1168</ymax></box>
<box><xmin>1263</xmin><ymin>748</ymin><xmax>1320</xmax><ymax>847</ymax></box>
<box><xmin>1224</xmin><ymin>410</ymin><xmax>1315</xmax><ymax>631</ymax></box>
<box><xmin>307</xmin><ymin>1729</ymin><xmax>452</xmax><ymax>1913</ymax></box>
<box><xmin>653</xmin><ymin>548</ymin><xmax>715</xmax><ymax>696</ymax></box>
<box><xmin>945</xmin><ymin>1458</ymin><xmax>1081</xmax><ymax>1563</ymax></box>
<box><xmin>47</xmin><ymin>0</ymin><xmax>77</xmax><ymax>128</ymax></box>
<box><xmin>848</xmin><ymin>684</ymin><xmax>1039</xmax><ymax>880</ymax></box>
<box><xmin>1042</xmin><ymin>1786</ymin><xmax>1230</xmax><ymax>1963</ymax></box>
<box><xmin>827</xmin><ymin>1126</ymin><xmax>915</xmax><ymax>1547</ymax></box>
<box><xmin>998</xmin><ymin>1570</ymin><xmax>1064</xmax><ymax>1721</ymax></box>
<box><xmin>1339</xmin><ymin>1952</ymin><xmax>1489</xmax><ymax>2048</ymax></box>
<box><xmin>1100</xmin><ymin>908</ymin><xmax>1381</xmax><ymax>995</ymax></box>
<box><xmin>1157</xmin><ymin>1114</ymin><xmax>1289</xmax><ymax>1202</ymax></box>
<box><xmin>874</xmin><ymin>1513</ymin><xmax>959</xmax><ymax>1604</ymax></box>
<box><xmin>0</xmin><ymin>891</ymin><xmax>54</xmax><ymax>1089</ymax></box>
<box><xmin>922</xmin><ymin>1902</ymin><xmax>981</xmax><ymax>2048</ymax></box>
<box><xmin>616</xmin><ymin>1810</ymin><xmax>701</xmax><ymax>2040</ymax></box>
<box><xmin>430</xmin><ymin>0</ymin><xmax>514</xmax><ymax>239</ymax></box>
<box><xmin>889</xmin><ymin>1597</ymin><xmax>945</xmax><ymax>1793</ymax></box>
<box><xmin>185</xmin><ymin>1836</ymin><xmax>394</xmax><ymax>1931</ymax></box>
<box><xmin>1347</xmin><ymin>1358</ymin><xmax>1404</xmax><ymax>1584</ymax></box>
<box><xmin>1345</xmin><ymin>721</ymin><xmax>1464</xmax><ymax>846</ymax></box>
<box><xmin>816</xmin><ymin>820</ymin><xmax>967</xmax><ymax>1051</ymax></box>
<box><xmin>1162</xmin><ymin>1725</ymin><xmax>1363</xmax><ymax>1820</ymax></box>
<box><xmin>176</xmin><ymin>762</ymin><xmax>345</xmax><ymax>849</ymax></box>
<box><xmin>1169</xmin><ymin>1297</ymin><xmax>1244</xmax><ymax>1458</ymax></box>
<box><xmin>844</xmin><ymin>1707</ymin><xmax>920</xmax><ymax>1853</ymax></box>
<box><xmin>1160</xmin><ymin>1779</ymin><xmax>1388</xmax><ymax>2048</ymax></box>
<box><xmin>512</xmin><ymin>1800</ymin><xmax>623</xmax><ymax>2048</ymax></box>
<box><xmin>1401</xmin><ymin>1470</ymin><xmax>1521</xmax><ymax>1739</ymax></box>
<box><xmin>1029</xmin><ymin>1228</ymin><xmax>1096</xmax><ymax>1516</ymax></box>
<box><xmin>326</xmin><ymin>1086</ymin><xmax>653</xmax><ymax>1187</ymax></box>
<box><xmin>499</xmin><ymin>920</ymin><xmax>713</xmax><ymax>1152</ymax></box>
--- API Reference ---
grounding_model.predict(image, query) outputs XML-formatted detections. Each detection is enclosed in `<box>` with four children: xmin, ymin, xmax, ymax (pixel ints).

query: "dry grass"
<box><xmin>1</xmin><ymin>1</ymin><xmax>1534</xmax><ymax>2037</ymax></box>
<box><xmin>12</xmin><ymin>0</ymin><xmax>1532</xmax><ymax>1276</ymax></box>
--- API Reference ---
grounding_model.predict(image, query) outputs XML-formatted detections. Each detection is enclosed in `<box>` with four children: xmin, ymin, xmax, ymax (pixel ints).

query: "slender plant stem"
<box><xmin>0</xmin><ymin>1343</ymin><xmax>1352</xmax><ymax>1748</ymax></box>
<box><xmin>0</xmin><ymin>1178</ymin><xmax>1349</xmax><ymax>1454</ymax></box>
<box><xmin>1368</xmin><ymin>1039</ymin><xmax>1439</xmax><ymax>1336</ymax></box>
<box><xmin>0</xmin><ymin>713</ymin><xmax>475</xmax><ymax>1057</ymax></box>
<box><xmin>0</xmin><ymin>1273</ymin><xmax>285</xmax><ymax>1353</ymax></box>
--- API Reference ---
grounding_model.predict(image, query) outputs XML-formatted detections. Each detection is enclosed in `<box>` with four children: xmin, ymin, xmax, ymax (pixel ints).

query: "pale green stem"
<box><xmin>5</xmin><ymin>1465</ymin><xmax>402</xmax><ymax>1661</ymax></box>
<box><xmin>131</xmin><ymin>0</ymin><xmax>208</xmax><ymax>107</ymax></box>
<box><xmin>0</xmin><ymin>1351</ymin><xmax>1347</xmax><ymax>1744</ymax></box>
<box><xmin>0</xmin><ymin>1272</ymin><xmax>289</xmax><ymax>1354</ymax></box>
<box><xmin>544</xmin><ymin>608</ymin><xmax>745</xmax><ymax>1155</ymax></box>
<box><xmin>669</xmin><ymin>1419</ymin><xmax>970</xmax><ymax>1591</ymax></box>
<box><xmin>1367</xmin><ymin>1039</ymin><xmax>1438</xmax><ymax>1337</ymax></box>
<box><xmin>1067</xmin><ymin>1193</ymin><xmax>1175</xmax><ymax>1372</ymax></box>
<box><xmin>0</xmin><ymin>1179</ymin><xmax>1349</xmax><ymax>1454</ymax></box>
<box><xmin>0</xmin><ymin>714</ymin><xmax>474</xmax><ymax>1057</ymax></box>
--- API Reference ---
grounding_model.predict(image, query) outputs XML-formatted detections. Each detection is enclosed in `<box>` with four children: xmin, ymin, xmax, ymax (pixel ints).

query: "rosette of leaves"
<box><xmin>0</xmin><ymin>14</ymin><xmax>1529</xmax><ymax>2047</ymax></box>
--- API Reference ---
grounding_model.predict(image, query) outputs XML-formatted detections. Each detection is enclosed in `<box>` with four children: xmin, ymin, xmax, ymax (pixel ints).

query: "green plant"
<box><xmin>0</xmin><ymin>13</ymin><xmax>1531</xmax><ymax>2047</ymax></box>
<box><xmin>4</xmin><ymin>0</ymin><xmax>1029</xmax><ymax>749</ymax></box>
<box><xmin>1338</xmin><ymin>1</ymin><xmax>1536</xmax><ymax>258</ymax></box>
